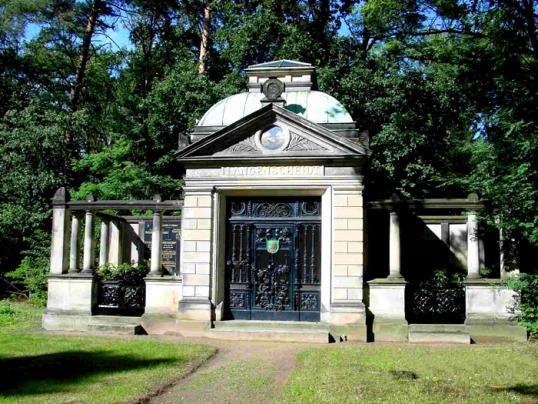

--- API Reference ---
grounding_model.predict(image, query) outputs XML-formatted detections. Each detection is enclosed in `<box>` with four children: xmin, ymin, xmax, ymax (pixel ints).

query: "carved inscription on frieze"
<box><xmin>222</xmin><ymin>166</ymin><xmax>324</xmax><ymax>177</ymax></box>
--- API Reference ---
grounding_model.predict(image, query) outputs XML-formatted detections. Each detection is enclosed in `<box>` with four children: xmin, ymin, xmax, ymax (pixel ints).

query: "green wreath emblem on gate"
<box><xmin>266</xmin><ymin>239</ymin><xmax>280</xmax><ymax>254</ymax></box>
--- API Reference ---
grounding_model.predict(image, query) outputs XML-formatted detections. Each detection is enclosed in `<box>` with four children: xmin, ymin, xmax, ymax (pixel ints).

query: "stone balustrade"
<box><xmin>43</xmin><ymin>188</ymin><xmax>183</xmax><ymax>330</ymax></box>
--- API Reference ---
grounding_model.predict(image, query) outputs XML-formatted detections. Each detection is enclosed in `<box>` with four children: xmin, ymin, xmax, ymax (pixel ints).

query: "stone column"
<box><xmin>68</xmin><ymin>214</ymin><xmax>81</xmax><ymax>273</ymax></box>
<box><xmin>98</xmin><ymin>219</ymin><xmax>109</xmax><ymax>267</ymax></box>
<box><xmin>389</xmin><ymin>210</ymin><xmax>402</xmax><ymax>278</ymax></box>
<box><xmin>50</xmin><ymin>188</ymin><xmax>71</xmax><ymax>275</ymax></box>
<box><xmin>129</xmin><ymin>221</ymin><xmax>145</xmax><ymax>266</ymax></box>
<box><xmin>467</xmin><ymin>212</ymin><xmax>480</xmax><ymax>279</ymax></box>
<box><xmin>367</xmin><ymin>206</ymin><xmax>407</xmax><ymax>341</ymax></box>
<box><xmin>82</xmin><ymin>209</ymin><xmax>95</xmax><ymax>273</ymax></box>
<box><xmin>108</xmin><ymin>220</ymin><xmax>123</xmax><ymax>266</ymax></box>
<box><xmin>149</xmin><ymin>210</ymin><xmax>162</xmax><ymax>275</ymax></box>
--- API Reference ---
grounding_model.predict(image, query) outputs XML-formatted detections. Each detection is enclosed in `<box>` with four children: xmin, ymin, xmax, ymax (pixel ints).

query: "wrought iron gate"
<box><xmin>225</xmin><ymin>197</ymin><xmax>321</xmax><ymax>321</ymax></box>
<box><xmin>406</xmin><ymin>279</ymin><xmax>465</xmax><ymax>324</ymax></box>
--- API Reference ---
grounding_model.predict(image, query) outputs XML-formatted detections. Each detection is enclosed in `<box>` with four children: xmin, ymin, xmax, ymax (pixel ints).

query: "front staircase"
<box><xmin>408</xmin><ymin>324</ymin><xmax>471</xmax><ymax>344</ymax></box>
<box><xmin>208</xmin><ymin>320</ymin><xmax>331</xmax><ymax>343</ymax></box>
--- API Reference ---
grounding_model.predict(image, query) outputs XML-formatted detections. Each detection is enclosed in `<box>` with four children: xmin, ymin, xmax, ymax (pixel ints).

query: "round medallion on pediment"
<box><xmin>255</xmin><ymin>125</ymin><xmax>290</xmax><ymax>153</ymax></box>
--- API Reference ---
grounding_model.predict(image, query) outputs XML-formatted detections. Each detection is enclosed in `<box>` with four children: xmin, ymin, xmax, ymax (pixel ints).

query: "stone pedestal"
<box><xmin>177</xmin><ymin>298</ymin><xmax>213</xmax><ymax>321</ymax></box>
<box><xmin>141</xmin><ymin>276</ymin><xmax>183</xmax><ymax>334</ymax></box>
<box><xmin>42</xmin><ymin>273</ymin><xmax>95</xmax><ymax>331</ymax></box>
<box><xmin>367</xmin><ymin>278</ymin><xmax>408</xmax><ymax>341</ymax></box>
<box><xmin>144</xmin><ymin>276</ymin><xmax>182</xmax><ymax>315</ymax></box>
<box><xmin>465</xmin><ymin>279</ymin><xmax>527</xmax><ymax>341</ymax></box>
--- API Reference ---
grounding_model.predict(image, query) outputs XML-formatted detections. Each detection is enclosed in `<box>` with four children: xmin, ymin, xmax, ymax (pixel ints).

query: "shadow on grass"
<box><xmin>490</xmin><ymin>384</ymin><xmax>538</xmax><ymax>397</ymax></box>
<box><xmin>0</xmin><ymin>350</ymin><xmax>175</xmax><ymax>397</ymax></box>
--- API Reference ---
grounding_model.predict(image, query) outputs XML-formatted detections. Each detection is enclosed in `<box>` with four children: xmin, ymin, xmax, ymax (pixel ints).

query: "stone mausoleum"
<box><xmin>43</xmin><ymin>60</ymin><xmax>527</xmax><ymax>343</ymax></box>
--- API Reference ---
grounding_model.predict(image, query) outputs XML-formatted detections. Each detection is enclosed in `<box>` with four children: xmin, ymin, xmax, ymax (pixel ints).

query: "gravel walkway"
<box><xmin>148</xmin><ymin>338</ymin><xmax>310</xmax><ymax>404</ymax></box>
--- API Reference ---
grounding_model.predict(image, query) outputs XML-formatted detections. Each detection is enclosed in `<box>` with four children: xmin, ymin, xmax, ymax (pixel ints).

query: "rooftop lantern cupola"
<box><xmin>190</xmin><ymin>59</ymin><xmax>360</xmax><ymax>142</ymax></box>
<box><xmin>245</xmin><ymin>59</ymin><xmax>315</xmax><ymax>94</ymax></box>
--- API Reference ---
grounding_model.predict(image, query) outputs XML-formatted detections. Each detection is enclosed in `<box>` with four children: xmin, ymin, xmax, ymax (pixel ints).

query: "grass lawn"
<box><xmin>282</xmin><ymin>344</ymin><xmax>538</xmax><ymax>403</ymax></box>
<box><xmin>0</xmin><ymin>300</ymin><xmax>215</xmax><ymax>403</ymax></box>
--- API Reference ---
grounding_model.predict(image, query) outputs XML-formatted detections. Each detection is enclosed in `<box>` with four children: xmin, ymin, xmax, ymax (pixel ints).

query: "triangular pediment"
<box><xmin>176</xmin><ymin>104</ymin><xmax>369</xmax><ymax>162</ymax></box>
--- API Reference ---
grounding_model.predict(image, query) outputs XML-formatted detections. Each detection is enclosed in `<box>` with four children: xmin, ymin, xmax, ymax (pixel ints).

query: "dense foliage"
<box><xmin>95</xmin><ymin>262</ymin><xmax>149</xmax><ymax>284</ymax></box>
<box><xmin>505</xmin><ymin>273</ymin><xmax>538</xmax><ymax>334</ymax></box>
<box><xmin>0</xmin><ymin>1</ymin><xmax>536</xmax><ymax>307</ymax></box>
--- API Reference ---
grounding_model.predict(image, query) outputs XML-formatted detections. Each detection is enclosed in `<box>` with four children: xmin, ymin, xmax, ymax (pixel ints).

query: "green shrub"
<box><xmin>5</xmin><ymin>231</ymin><xmax>50</xmax><ymax>306</ymax></box>
<box><xmin>95</xmin><ymin>261</ymin><xmax>149</xmax><ymax>284</ymax></box>
<box><xmin>431</xmin><ymin>268</ymin><xmax>465</xmax><ymax>287</ymax></box>
<box><xmin>505</xmin><ymin>273</ymin><xmax>538</xmax><ymax>335</ymax></box>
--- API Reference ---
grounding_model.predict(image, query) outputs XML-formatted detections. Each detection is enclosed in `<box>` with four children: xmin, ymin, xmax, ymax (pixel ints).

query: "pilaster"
<box><xmin>327</xmin><ymin>185</ymin><xmax>366</xmax><ymax>326</ymax></box>
<box><xmin>177</xmin><ymin>187</ymin><xmax>214</xmax><ymax>322</ymax></box>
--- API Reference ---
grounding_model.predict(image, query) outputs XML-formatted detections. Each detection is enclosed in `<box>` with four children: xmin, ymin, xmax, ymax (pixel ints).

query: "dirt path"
<box><xmin>148</xmin><ymin>338</ymin><xmax>308</xmax><ymax>404</ymax></box>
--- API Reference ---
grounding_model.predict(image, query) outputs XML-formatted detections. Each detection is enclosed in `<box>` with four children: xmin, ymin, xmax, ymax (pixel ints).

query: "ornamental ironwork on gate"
<box><xmin>225</xmin><ymin>197</ymin><xmax>321</xmax><ymax>321</ymax></box>
<box><xmin>406</xmin><ymin>279</ymin><xmax>465</xmax><ymax>324</ymax></box>
<box><xmin>96</xmin><ymin>281</ymin><xmax>145</xmax><ymax>316</ymax></box>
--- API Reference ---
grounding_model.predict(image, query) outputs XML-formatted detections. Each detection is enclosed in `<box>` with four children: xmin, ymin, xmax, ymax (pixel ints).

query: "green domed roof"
<box><xmin>197</xmin><ymin>91</ymin><xmax>353</xmax><ymax>127</ymax></box>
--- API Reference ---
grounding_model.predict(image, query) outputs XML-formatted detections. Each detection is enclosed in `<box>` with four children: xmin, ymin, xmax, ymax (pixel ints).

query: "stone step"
<box><xmin>408</xmin><ymin>324</ymin><xmax>470</xmax><ymax>344</ymax></box>
<box><xmin>213</xmin><ymin>320</ymin><xmax>328</xmax><ymax>331</ymax></box>
<box><xmin>88</xmin><ymin>315</ymin><xmax>144</xmax><ymax>335</ymax></box>
<box><xmin>209</xmin><ymin>321</ymin><xmax>331</xmax><ymax>343</ymax></box>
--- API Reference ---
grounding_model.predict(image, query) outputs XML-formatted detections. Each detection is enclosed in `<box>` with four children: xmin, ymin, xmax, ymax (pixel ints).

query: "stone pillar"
<box><xmin>50</xmin><ymin>188</ymin><xmax>71</xmax><ymax>275</ymax></box>
<box><xmin>366</xmin><ymin>207</ymin><xmax>407</xmax><ymax>342</ymax></box>
<box><xmin>389</xmin><ymin>210</ymin><xmax>402</xmax><ymax>278</ymax></box>
<box><xmin>108</xmin><ymin>220</ymin><xmax>123</xmax><ymax>266</ymax></box>
<box><xmin>44</xmin><ymin>192</ymin><xmax>95</xmax><ymax>331</ymax></box>
<box><xmin>177</xmin><ymin>188</ymin><xmax>213</xmax><ymax>323</ymax></box>
<box><xmin>328</xmin><ymin>186</ymin><xmax>366</xmax><ymax>333</ymax></box>
<box><xmin>129</xmin><ymin>221</ymin><xmax>144</xmax><ymax>265</ymax></box>
<box><xmin>68</xmin><ymin>214</ymin><xmax>81</xmax><ymax>273</ymax></box>
<box><xmin>98</xmin><ymin>219</ymin><xmax>109</xmax><ymax>267</ymax></box>
<box><xmin>82</xmin><ymin>208</ymin><xmax>95</xmax><ymax>273</ymax></box>
<box><xmin>150</xmin><ymin>208</ymin><xmax>163</xmax><ymax>275</ymax></box>
<box><xmin>467</xmin><ymin>212</ymin><xmax>480</xmax><ymax>279</ymax></box>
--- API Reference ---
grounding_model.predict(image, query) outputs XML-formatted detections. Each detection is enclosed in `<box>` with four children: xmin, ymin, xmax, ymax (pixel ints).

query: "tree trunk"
<box><xmin>521</xmin><ymin>0</ymin><xmax>538</xmax><ymax>58</ymax></box>
<box><xmin>70</xmin><ymin>0</ymin><xmax>102</xmax><ymax>113</ymax></box>
<box><xmin>198</xmin><ymin>3</ymin><xmax>211</xmax><ymax>75</ymax></box>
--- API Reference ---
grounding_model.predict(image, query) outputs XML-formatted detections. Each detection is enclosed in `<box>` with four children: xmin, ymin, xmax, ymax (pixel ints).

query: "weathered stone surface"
<box><xmin>144</xmin><ymin>276</ymin><xmax>182</xmax><ymax>315</ymax></box>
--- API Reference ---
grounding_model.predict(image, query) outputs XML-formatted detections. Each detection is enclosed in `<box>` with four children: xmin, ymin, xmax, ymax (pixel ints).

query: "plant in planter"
<box><xmin>95</xmin><ymin>261</ymin><xmax>149</xmax><ymax>315</ymax></box>
<box><xmin>95</xmin><ymin>261</ymin><xmax>149</xmax><ymax>284</ymax></box>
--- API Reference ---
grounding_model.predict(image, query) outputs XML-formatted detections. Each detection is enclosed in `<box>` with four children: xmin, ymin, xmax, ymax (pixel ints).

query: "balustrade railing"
<box><xmin>49</xmin><ymin>188</ymin><xmax>183</xmax><ymax>314</ymax></box>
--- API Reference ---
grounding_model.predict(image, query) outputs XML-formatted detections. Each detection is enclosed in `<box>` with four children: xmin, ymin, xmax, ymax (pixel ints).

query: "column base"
<box><xmin>323</xmin><ymin>302</ymin><xmax>366</xmax><ymax>326</ymax></box>
<box><xmin>367</xmin><ymin>277</ymin><xmax>407</xmax><ymax>319</ymax></box>
<box><xmin>177</xmin><ymin>298</ymin><xmax>213</xmax><ymax>322</ymax></box>
<box><xmin>42</xmin><ymin>311</ymin><xmax>93</xmax><ymax>331</ymax></box>
<box><xmin>46</xmin><ymin>273</ymin><xmax>95</xmax><ymax>315</ymax></box>
<box><xmin>144</xmin><ymin>275</ymin><xmax>182</xmax><ymax>315</ymax></box>
<box><xmin>367</xmin><ymin>278</ymin><xmax>408</xmax><ymax>341</ymax></box>
<box><xmin>140</xmin><ymin>313</ymin><xmax>178</xmax><ymax>335</ymax></box>
<box><xmin>464</xmin><ymin>279</ymin><xmax>527</xmax><ymax>342</ymax></box>
<box><xmin>465</xmin><ymin>317</ymin><xmax>527</xmax><ymax>342</ymax></box>
<box><xmin>371</xmin><ymin>317</ymin><xmax>409</xmax><ymax>342</ymax></box>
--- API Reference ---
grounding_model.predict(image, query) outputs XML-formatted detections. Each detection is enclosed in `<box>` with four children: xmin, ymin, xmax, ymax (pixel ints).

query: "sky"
<box><xmin>24</xmin><ymin>14</ymin><xmax>351</xmax><ymax>52</ymax></box>
<box><xmin>24</xmin><ymin>18</ymin><xmax>133</xmax><ymax>50</ymax></box>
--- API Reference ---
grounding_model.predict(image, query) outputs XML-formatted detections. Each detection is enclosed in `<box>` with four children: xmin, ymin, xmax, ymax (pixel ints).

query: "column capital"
<box><xmin>52</xmin><ymin>187</ymin><xmax>70</xmax><ymax>206</ymax></box>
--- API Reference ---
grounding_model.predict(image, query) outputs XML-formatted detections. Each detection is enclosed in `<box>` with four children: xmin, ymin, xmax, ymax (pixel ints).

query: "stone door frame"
<box><xmin>211</xmin><ymin>185</ymin><xmax>333</xmax><ymax>321</ymax></box>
